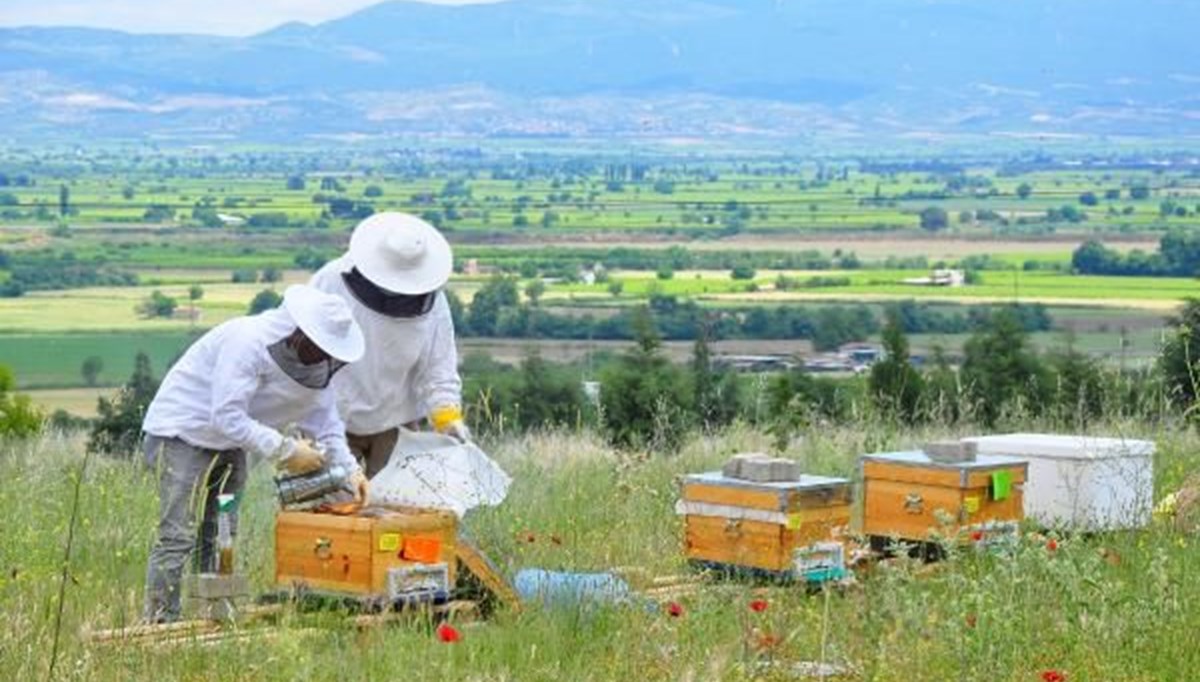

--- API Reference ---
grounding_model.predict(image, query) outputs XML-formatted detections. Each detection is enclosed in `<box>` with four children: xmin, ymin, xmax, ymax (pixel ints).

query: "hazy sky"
<box><xmin>0</xmin><ymin>0</ymin><xmax>501</xmax><ymax>36</ymax></box>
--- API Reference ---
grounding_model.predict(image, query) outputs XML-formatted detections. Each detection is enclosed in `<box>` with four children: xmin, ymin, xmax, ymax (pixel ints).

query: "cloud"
<box><xmin>0</xmin><ymin>0</ymin><xmax>500</xmax><ymax>36</ymax></box>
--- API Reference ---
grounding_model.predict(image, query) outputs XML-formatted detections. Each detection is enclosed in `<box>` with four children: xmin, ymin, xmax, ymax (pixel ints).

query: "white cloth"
<box><xmin>309</xmin><ymin>255</ymin><xmax>462</xmax><ymax>434</ymax></box>
<box><xmin>366</xmin><ymin>430</ymin><xmax>511</xmax><ymax>518</ymax></box>
<box><xmin>142</xmin><ymin>307</ymin><xmax>356</xmax><ymax>470</ymax></box>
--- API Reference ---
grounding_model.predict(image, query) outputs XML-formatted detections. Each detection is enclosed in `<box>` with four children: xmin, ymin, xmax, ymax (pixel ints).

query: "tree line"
<box><xmin>1072</xmin><ymin>230</ymin><xmax>1200</xmax><ymax>277</ymax></box>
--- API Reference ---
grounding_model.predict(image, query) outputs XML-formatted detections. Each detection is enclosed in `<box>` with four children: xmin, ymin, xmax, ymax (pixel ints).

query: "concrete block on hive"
<box><xmin>923</xmin><ymin>439</ymin><xmax>977</xmax><ymax>464</ymax></box>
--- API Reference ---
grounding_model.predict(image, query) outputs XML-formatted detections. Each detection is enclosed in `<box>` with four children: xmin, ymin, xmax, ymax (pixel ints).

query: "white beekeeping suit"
<box><xmin>309</xmin><ymin>213</ymin><xmax>466</xmax><ymax>476</ymax></box>
<box><xmin>143</xmin><ymin>286</ymin><xmax>364</xmax><ymax>471</ymax></box>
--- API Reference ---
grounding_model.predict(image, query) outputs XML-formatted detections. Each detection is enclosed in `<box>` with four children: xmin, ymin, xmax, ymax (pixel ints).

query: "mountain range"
<box><xmin>0</xmin><ymin>0</ymin><xmax>1195</xmax><ymax>143</ymax></box>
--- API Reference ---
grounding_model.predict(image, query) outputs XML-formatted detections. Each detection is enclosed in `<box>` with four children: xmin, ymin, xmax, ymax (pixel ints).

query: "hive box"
<box><xmin>964</xmin><ymin>433</ymin><xmax>1155</xmax><ymax>531</ymax></box>
<box><xmin>275</xmin><ymin>507</ymin><xmax>457</xmax><ymax>599</ymax></box>
<box><xmin>679</xmin><ymin>472</ymin><xmax>852</xmax><ymax>573</ymax></box>
<box><xmin>860</xmin><ymin>450</ymin><xmax>1027</xmax><ymax>542</ymax></box>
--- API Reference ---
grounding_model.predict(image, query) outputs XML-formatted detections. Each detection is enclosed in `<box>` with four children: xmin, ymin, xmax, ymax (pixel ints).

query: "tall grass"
<box><xmin>2</xmin><ymin>422</ymin><xmax>1199</xmax><ymax>680</ymax></box>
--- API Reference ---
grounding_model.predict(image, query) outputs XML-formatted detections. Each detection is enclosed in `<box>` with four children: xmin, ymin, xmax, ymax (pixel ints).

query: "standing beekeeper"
<box><xmin>309</xmin><ymin>212</ymin><xmax>468</xmax><ymax>477</ymax></box>
<box><xmin>140</xmin><ymin>284</ymin><xmax>368</xmax><ymax>623</ymax></box>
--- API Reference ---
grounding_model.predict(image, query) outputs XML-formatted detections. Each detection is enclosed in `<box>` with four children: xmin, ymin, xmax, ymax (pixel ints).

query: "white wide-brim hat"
<box><xmin>282</xmin><ymin>284</ymin><xmax>366</xmax><ymax>363</ymax></box>
<box><xmin>347</xmin><ymin>212</ymin><xmax>452</xmax><ymax>295</ymax></box>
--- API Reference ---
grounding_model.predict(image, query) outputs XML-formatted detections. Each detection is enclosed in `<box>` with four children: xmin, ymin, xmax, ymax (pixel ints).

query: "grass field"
<box><xmin>553</xmin><ymin>270</ymin><xmax>1195</xmax><ymax>311</ymax></box>
<box><xmin>2</xmin><ymin>424</ymin><xmax>1198</xmax><ymax>680</ymax></box>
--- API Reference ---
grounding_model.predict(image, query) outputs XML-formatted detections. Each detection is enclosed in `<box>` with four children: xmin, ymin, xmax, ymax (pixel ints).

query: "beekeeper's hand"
<box><xmin>431</xmin><ymin>404</ymin><xmax>472</xmax><ymax>444</ymax></box>
<box><xmin>349</xmin><ymin>468</ymin><xmax>369</xmax><ymax>503</ymax></box>
<box><xmin>279</xmin><ymin>438</ymin><xmax>326</xmax><ymax>475</ymax></box>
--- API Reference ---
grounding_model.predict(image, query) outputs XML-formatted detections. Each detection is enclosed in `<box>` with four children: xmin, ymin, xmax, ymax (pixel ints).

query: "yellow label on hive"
<box><xmin>378</xmin><ymin>533</ymin><xmax>402</xmax><ymax>552</ymax></box>
<box><xmin>786</xmin><ymin>513</ymin><xmax>803</xmax><ymax>530</ymax></box>
<box><xmin>964</xmin><ymin>496</ymin><xmax>981</xmax><ymax>514</ymax></box>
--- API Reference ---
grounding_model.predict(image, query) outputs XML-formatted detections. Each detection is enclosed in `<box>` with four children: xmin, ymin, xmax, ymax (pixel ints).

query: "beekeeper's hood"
<box><xmin>281</xmin><ymin>284</ymin><xmax>365</xmax><ymax>363</ymax></box>
<box><xmin>347</xmin><ymin>212</ymin><xmax>452</xmax><ymax>295</ymax></box>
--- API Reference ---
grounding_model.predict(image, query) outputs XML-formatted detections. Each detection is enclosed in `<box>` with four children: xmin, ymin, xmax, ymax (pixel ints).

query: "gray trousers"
<box><xmin>142</xmin><ymin>434</ymin><xmax>247</xmax><ymax>623</ymax></box>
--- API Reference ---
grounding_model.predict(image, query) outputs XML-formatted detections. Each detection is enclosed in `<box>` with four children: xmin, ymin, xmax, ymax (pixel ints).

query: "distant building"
<box><xmin>713</xmin><ymin>354</ymin><xmax>797</xmax><ymax>372</ymax></box>
<box><xmin>901</xmin><ymin>269</ymin><xmax>965</xmax><ymax>287</ymax></box>
<box><xmin>216</xmin><ymin>213</ymin><xmax>245</xmax><ymax>227</ymax></box>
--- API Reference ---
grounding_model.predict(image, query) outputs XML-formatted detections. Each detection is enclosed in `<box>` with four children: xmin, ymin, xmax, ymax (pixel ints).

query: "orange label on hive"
<box><xmin>402</xmin><ymin>536</ymin><xmax>442</xmax><ymax>563</ymax></box>
<box><xmin>377</xmin><ymin>533</ymin><xmax>402</xmax><ymax>552</ymax></box>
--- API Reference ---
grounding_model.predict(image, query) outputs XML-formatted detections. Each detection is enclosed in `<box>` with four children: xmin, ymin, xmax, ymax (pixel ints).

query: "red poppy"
<box><xmin>970</xmin><ymin>530</ymin><xmax>984</xmax><ymax>542</ymax></box>
<box><xmin>436</xmin><ymin>623</ymin><xmax>462</xmax><ymax>643</ymax></box>
<box><xmin>1046</xmin><ymin>539</ymin><xmax>1058</xmax><ymax>552</ymax></box>
<box><xmin>524</xmin><ymin>532</ymin><xmax>536</xmax><ymax>544</ymax></box>
<box><xmin>965</xmin><ymin>613</ymin><xmax>977</xmax><ymax>629</ymax></box>
<box><xmin>1040</xmin><ymin>671</ymin><xmax>1065</xmax><ymax>682</ymax></box>
<box><xmin>666</xmin><ymin>601</ymin><xmax>684</xmax><ymax>618</ymax></box>
<box><xmin>749</xmin><ymin>599</ymin><xmax>769</xmax><ymax>613</ymax></box>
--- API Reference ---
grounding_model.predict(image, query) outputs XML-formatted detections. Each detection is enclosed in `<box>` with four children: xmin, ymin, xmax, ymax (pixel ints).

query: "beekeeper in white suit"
<box><xmin>310</xmin><ymin>212</ymin><xmax>468</xmax><ymax>477</ymax></box>
<box><xmin>140</xmin><ymin>284</ymin><xmax>368</xmax><ymax>623</ymax></box>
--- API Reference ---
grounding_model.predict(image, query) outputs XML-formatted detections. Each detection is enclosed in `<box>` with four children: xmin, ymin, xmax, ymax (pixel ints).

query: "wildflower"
<box><xmin>749</xmin><ymin>599</ymin><xmax>769</xmax><ymax>613</ymax></box>
<box><xmin>1046</xmin><ymin>539</ymin><xmax>1058</xmax><ymax>552</ymax></box>
<box><xmin>970</xmin><ymin>530</ymin><xmax>984</xmax><ymax>542</ymax></box>
<box><xmin>666</xmin><ymin>601</ymin><xmax>684</xmax><ymax>618</ymax></box>
<box><xmin>436</xmin><ymin>622</ymin><xmax>462</xmax><ymax>643</ymax></box>
<box><xmin>753</xmin><ymin>631</ymin><xmax>783</xmax><ymax>651</ymax></box>
<box><xmin>1040</xmin><ymin>670</ymin><xmax>1066</xmax><ymax>682</ymax></box>
<box><xmin>965</xmin><ymin>613</ymin><xmax>977</xmax><ymax>629</ymax></box>
<box><xmin>550</xmin><ymin>534</ymin><xmax>563</xmax><ymax>546</ymax></box>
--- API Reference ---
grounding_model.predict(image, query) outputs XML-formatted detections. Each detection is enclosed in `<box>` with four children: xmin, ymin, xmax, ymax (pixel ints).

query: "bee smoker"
<box><xmin>275</xmin><ymin>464</ymin><xmax>350</xmax><ymax>506</ymax></box>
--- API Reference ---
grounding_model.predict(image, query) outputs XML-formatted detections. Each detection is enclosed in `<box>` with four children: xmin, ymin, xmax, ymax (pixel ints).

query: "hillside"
<box><xmin>0</xmin><ymin>0</ymin><xmax>1195</xmax><ymax>141</ymax></box>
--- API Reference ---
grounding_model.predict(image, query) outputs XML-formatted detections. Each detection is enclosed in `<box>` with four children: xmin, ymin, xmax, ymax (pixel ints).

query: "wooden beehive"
<box><xmin>860</xmin><ymin>450</ymin><xmax>1027</xmax><ymax>542</ymax></box>
<box><xmin>275</xmin><ymin>507</ymin><xmax>457</xmax><ymax>598</ymax></box>
<box><xmin>680</xmin><ymin>472</ymin><xmax>852</xmax><ymax>574</ymax></box>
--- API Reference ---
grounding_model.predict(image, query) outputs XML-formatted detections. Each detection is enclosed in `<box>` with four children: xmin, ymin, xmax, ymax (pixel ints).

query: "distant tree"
<box><xmin>286</xmin><ymin>175</ymin><xmax>306</xmax><ymax>191</ymax></box>
<box><xmin>1129</xmin><ymin>185</ymin><xmax>1151</xmax><ymax>200</ymax></box>
<box><xmin>81</xmin><ymin>355</ymin><xmax>104</xmax><ymax>387</ymax></box>
<box><xmin>231</xmin><ymin>269</ymin><xmax>258</xmax><ymax>283</ymax></box>
<box><xmin>467</xmin><ymin>277</ymin><xmax>520</xmax><ymax>337</ymax></box>
<box><xmin>652</xmin><ymin>179</ymin><xmax>675</xmax><ymax>194</ymax></box>
<box><xmin>656</xmin><ymin>266</ymin><xmax>675</xmax><ymax>280</ymax></box>
<box><xmin>0</xmin><ymin>192</ymin><xmax>18</xmax><ymax>206</ymax></box>
<box><xmin>188</xmin><ymin>284</ymin><xmax>204</xmax><ymax>303</ymax></box>
<box><xmin>730</xmin><ymin>265</ymin><xmax>756</xmax><ymax>280</ymax></box>
<box><xmin>691</xmin><ymin>319</ymin><xmax>739</xmax><ymax>432</ymax></box>
<box><xmin>58</xmin><ymin>184</ymin><xmax>69</xmax><ymax>217</ymax></box>
<box><xmin>88</xmin><ymin>352</ymin><xmax>158</xmax><ymax>456</ymax></box>
<box><xmin>869</xmin><ymin>310</ymin><xmax>924</xmax><ymax>424</ymax></box>
<box><xmin>1160</xmin><ymin>298</ymin><xmax>1200</xmax><ymax>423</ymax></box>
<box><xmin>919</xmin><ymin>206</ymin><xmax>949</xmax><ymax>231</ymax></box>
<box><xmin>599</xmin><ymin>306</ymin><xmax>691</xmax><ymax>451</ymax></box>
<box><xmin>122</xmin><ymin>186</ymin><xmax>136</xmax><ymax>200</ymax></box>
<box><xmin>1104</xmin><ymin>188</ymin><xmax>1121</xmax><ymax>201</ymax></box>
<box><xmin>260</xmin><ymin>267</ymin><xmax>282</xmax><ymax>284</ymax></box>
<box><xmin>524</xmin><ymin>279</ymin><xmax>546</xmax><ymax>306</ymax></box>
<box><xmin>607</xmin><ymin>281</ymin><xmax>625</xmax><ymax>297</ymax></box>
<box><xmin>1079</xmin><ymin>191</ymin><xmax>1099</xmax><ymax>206</ymax></box>
<box><xmin>143</xmin><ymin>204</ymin><xmax>174</xmax><ymax>222</ymax></box>
<box><xmin>294</xmin><ymin>248</ymin><xmax>328</xmax><ymax>271</ymax></box>
<box><xmin>0</xmin><ymin>364</ymin><xmax>43</xmax><ymax>438</ymax></box>
<box><xmin>363</xmin><ymin>185</ymin><xmax>383</xmax><ymax>198</ymax></box>
<box><xmin>961</xmin><ymin>308</ymin><xmax>1051</xmax><ymax>426</ymax></box>
<box><xmin>137</xmin><ymin>290</ymin><xmax>177</xmax><ymax>319</ymax></box>
<box><xmin>248</xmin><ymin>289</ymin><xmax>283</xmax><ymax>315</ymax></box>
<box><xmin>1016</xmin><ymin>183</ymin><xmax>1033</xmax><ymax>200</ymax></box>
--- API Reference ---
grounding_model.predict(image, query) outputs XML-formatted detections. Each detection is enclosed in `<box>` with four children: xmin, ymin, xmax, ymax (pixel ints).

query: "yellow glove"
<box><xmin>349</xmin><ymin>469</ymin><xmax>369</xmax><ymax>504</ymax></box>
<box><xmin>430</xmin><ymin>404</ymin><xmax>472</xmax><ymax>443</ymax></box>
<box><xmin>279</xmin><ymin>438</ymin><xmax>326</xmax><ymax>475</ymax></box>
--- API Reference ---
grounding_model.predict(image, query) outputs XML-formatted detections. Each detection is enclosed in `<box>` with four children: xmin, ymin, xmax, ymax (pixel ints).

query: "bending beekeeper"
<box><xmin>310</xmin><ymin>212</ymin><xmax>468</xmax><ymax>477</ymax></box>
<box><xmin>140</xmin><ymin>284</ymin><xmax>368</xmax><ymax>623</ymax></box>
